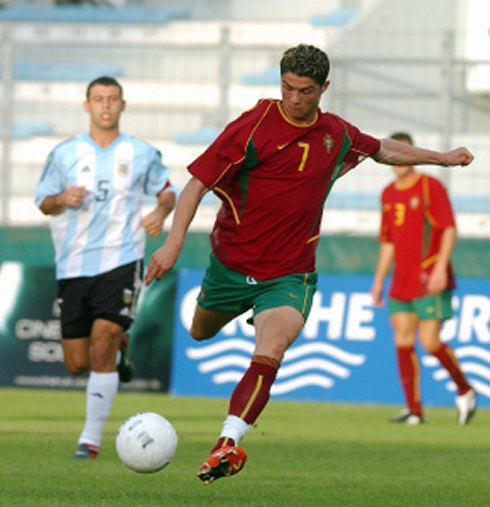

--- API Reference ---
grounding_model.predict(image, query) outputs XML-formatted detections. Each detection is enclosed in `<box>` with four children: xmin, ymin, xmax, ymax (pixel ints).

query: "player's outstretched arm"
<box><xmin>372</xmin><ymin>138</ymin><xmax>474</xmax><ymax>167</ymax></box>
<box><xmin>144</xmin><ymin>177</ymin><xmax>208</xmax><ymax>285</ymax></box>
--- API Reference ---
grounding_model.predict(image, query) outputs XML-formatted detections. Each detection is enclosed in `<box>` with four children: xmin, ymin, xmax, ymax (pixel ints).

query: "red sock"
<box><xmin>229</xmin><ymin>355</ymin><xmax>279</xmax><ymax>425</ymax></box>
<box><xmin>210</xmin><ymin>356</ymin><xmax>279</xmax><ymax>453</ymax></box>
<box><xmin>396</xmin><ymin>346</ymin><xmax>422</xmax><ymax>416</ymax></box>
<box><xmin>432</xmin><ymin>343</ymin><xmax>470</xmax><ymax>395</ymax></box>
<box><xmin>212</xmin><ymin>436</ymin><xmax>236</xmax><ymax>452</ymax></box>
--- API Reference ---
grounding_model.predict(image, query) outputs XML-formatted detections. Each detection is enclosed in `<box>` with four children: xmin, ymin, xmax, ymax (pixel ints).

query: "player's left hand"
<box><xmin>426</xmin><ymin>265</ymin><xmax>447</xmax><ymax>294</ymax></box>
<box><xmin>370</xmin><ymin>280</ymin><xmax>385</xmax><ymax>307</ymax></box>
<box><xmin>140</xmin><ymin>211</ymin><xmax>164</xmax><ymax>237</ymax></box>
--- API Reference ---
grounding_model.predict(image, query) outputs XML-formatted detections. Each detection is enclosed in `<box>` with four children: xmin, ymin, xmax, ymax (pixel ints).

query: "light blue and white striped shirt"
<box><xmin>35</xmin><ymin>133</ymin><xmax>174</xmax><ymax>280</ymax></box>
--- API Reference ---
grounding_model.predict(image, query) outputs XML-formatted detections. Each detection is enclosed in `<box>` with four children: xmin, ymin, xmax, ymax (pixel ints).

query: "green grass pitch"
<box><xmin>0</xmin><ymin>388</ymin><xmax>489</xmax><ymax>506</ymax></box>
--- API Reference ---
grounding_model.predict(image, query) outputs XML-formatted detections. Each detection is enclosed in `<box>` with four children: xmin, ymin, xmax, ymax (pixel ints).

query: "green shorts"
<box><xmin>197</xmin><ymin>253</ymin><xmax>317</xmax><ymax>323</ymax></box>
<box><xmin>388</xmin><ymin>290</ymin><xmax>453</xmax><ymax>321</ymax></box>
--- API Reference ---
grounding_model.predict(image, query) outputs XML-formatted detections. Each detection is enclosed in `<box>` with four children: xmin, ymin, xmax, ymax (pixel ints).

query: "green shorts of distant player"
<box><xmin>197</xmin><ymin>253</ymin><xmax>318</xmax><ymax>323</ymax></box>
<box><xmin>388</xmin><ymin>289</ymin><xmax>453</xmax><ymax>321</ymax></box>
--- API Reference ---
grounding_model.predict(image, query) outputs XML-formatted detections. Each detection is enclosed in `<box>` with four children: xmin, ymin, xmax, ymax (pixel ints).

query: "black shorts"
<box><xmin>57</xmin><ymin>260</ymin><xmax>143</xmax><ymax>339</ymax></box>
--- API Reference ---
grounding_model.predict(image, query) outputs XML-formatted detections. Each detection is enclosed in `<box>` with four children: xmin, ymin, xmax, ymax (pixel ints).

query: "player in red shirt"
<box><xmin>187</xmin><ymin>96</ymin><xmax>380</xmax><ymax>280</ymax></box>
<box><xmin>371</xmin><ymin>132</ymin><xmax>476</xmax><ymax>426</ymax></box>
<box><xmin>145</xmin><ymin>46</ymin><xmax>474</xmax><ymax>483</ymax></box>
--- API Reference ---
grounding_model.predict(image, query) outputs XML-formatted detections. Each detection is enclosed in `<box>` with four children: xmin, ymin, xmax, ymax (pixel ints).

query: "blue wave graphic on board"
<box><xmin>421</xmin><ymin>345</ymin><xmax>490</xmax><ymax>398</ymax></box>
<box><xmin>185</xmin><ymin>339</ymin><xmax>366</xmax><ymax>395</ymax></box>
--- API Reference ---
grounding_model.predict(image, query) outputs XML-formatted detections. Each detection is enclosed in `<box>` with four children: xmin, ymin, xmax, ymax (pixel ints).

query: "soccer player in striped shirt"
<box><xmin>371</xmin><ymin>132</ymin><xmax>476</xmax><ymax>426</ymax></box>
<box><xmin>145</xmin><ymin>45</ymin><xmax>473</xmax><ymax>483</ymax></box>
<box><xmin>35</xmin><ymin>76</ymin><xmax>175</xmax><ymax>459</ymax></box>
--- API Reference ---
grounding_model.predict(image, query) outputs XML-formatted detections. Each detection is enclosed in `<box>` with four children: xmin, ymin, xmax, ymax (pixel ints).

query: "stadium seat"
<box><xmin>309</xmin><ymin>8</ymin><xmax>359</xmax><ymax>27</ymax></box>
<box><xmin>0</xmin><ymin>121</ymin><xmax>53</xmax><ymax>139</ymax></box>
<box><xmin>0</xmin><ymin>5</ymin><xmax>189</xmax><ymax>24</ymax></box>
<box><xmin>327</xmin><ymin>191</ymin><xmax>379</xmax><ymax>210</ymax></box>
<box><xmin>4</xmin><ymin>62</ymin><xmax>124</xmax><ymax>82</ymax></box>
<box><xmin>240</xmin><ymin>67</ymin><xmax>280</xmax><ymax>86</ymax></box>
<box><xmin>326</xmin><ymin>191</ymin><xmax>490</xmax><ymax>213</ymax></box>
<box><xmin>451</xmin><ymin>195</ymin><xmax>490</xmax><ymax>213</ymax></box>
<box><xmin>173</xmin><ymin>126</ymin><xmax>220</xmax><ymax>146</ymax></box>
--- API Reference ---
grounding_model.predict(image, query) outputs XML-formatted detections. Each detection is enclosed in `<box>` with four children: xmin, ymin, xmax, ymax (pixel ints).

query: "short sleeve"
<box><xmin>35</xmin><ymin>150</ymin><xmax>64</xmax><ymax>208</ymax></box>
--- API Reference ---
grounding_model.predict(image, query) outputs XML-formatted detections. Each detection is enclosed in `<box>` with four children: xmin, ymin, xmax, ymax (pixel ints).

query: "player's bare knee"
<box><xmin>189</xmin><ymin>324</ymin><xmax>215</xmax><ymax>341</ymax></box>
<box><xmin>65</xmin><ymin>360</ymin><xmax>89</xmax><ymax>375</ymax></box>
<box><xmin>261</xmin><ymin>342</ymin><xmax>287</xmax><ymax>362</ymax></box>
<box><xmin>421</xmin><ymin>341</ymin><xmax>441</xmax><ymax>355</ymax></box>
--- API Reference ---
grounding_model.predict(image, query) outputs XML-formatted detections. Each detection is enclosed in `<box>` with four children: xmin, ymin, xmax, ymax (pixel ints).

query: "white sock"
<box><xmin>220</xmin><ymin>415</ymin><xmax>252</xmax><ymax>444</ymax></box>
<box><xmin>78</xmin><ymin>371</ymin><xmax>119</xmax><ymax>448</ymax></box>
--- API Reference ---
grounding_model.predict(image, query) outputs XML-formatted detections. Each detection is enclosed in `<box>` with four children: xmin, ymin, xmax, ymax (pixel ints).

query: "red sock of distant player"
<box><xmin>212</xmin><ymin>355</ymin><xmax>279</xmax><ymax>452</ymax></box>
<box><xmin>432</xmin><ymin>343</ymin><xmax>471</xmax><ymax>395</ymax></box>
<box><xmin>396</xmin><ymin>346</ymin><xmax>423</xmax><ymax>416</ymax></box>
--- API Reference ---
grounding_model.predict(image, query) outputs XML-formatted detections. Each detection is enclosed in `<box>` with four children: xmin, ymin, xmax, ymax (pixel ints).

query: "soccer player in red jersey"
<box><xmin>371</xmin><ymin>132</ymin><xmax>476</xmax><ymax>426</ymax></box>
<box><xmin>145</xmin><ymin>45</ymin><xmax>474</xmax><ymax>483</ymax></box>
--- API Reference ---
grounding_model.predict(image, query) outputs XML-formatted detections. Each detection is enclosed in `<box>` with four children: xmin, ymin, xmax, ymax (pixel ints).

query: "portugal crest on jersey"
<box><xmin>410</xmin><ymin>196</ymin><xmax>419</xmax><ymax>209</ymax></box>
<box><xmin>323</xmin><ymin>134</ymin><xmax>334</xmax><ymax>154</ymax></box>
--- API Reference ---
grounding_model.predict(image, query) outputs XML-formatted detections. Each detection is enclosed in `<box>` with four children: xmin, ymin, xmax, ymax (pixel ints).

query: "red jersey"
<box><xmin>188</xmin><ymin>99</ymin><xmax>380</xmax><ymax>280</ymax></box>
<box><xmin>379</xmin><ymin>173</ymin><xmax>456</xmax><ymax>300</ymax></box>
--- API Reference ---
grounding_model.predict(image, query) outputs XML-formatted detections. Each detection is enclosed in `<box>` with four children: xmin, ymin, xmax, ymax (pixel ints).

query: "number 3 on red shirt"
<box><xmin>394</xmin><ymin>202</ymin><xmax>405</xmax><ymax>226</ymax></box>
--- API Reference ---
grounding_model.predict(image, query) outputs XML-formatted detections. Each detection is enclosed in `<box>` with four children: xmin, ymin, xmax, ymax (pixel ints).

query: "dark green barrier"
<box><xmin>0</xmin><ymin>261</ymin><xmax>176</xmax><ymax>391</ymax></box>
<box><xmin>1</xmin><ymin>226</ymin><xmax>489</xmax><ymax>276</ymax></box>
<box><xmin>129</xmin><ymin>271</ymin><xmax>177</xmax><ymax>391</ymax></box>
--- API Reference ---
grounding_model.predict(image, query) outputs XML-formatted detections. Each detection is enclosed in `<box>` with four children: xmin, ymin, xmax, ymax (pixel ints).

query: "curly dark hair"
<box><xmin>86</xmin><ymin>76</ymin><xmax>123</xmax><ymax>100</ymax></box>
<box><xmin>280</xmin><ymin>44</ymin><xmax>330</xmax><ymax>85</ymax></box>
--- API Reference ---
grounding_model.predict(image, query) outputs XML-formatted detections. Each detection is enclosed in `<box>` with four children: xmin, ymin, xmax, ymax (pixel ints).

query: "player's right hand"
<box><xmin>144</xmin><ymin>243</ymin><xmax>180</xmax><ymax>285</ymax></box>
<box><xmin>63</xmin><ymin>186</ymin><xmax>90</xmax><ymax>207</ymax></box>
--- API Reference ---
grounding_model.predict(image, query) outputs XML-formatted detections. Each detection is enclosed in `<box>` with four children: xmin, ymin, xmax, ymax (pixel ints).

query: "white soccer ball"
<box><xmin>116</xmin><ymin>412</ymin><xmax>178</xmax><ymax>473</ymax></box>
